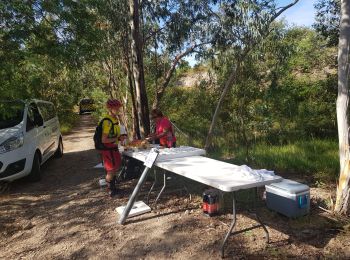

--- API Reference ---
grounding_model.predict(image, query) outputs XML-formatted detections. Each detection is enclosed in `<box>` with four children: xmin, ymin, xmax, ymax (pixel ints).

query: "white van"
<box><xmin>0</xmin><ymin>99</ymin><xmax>63</xmax><ymax>182</ymax></box>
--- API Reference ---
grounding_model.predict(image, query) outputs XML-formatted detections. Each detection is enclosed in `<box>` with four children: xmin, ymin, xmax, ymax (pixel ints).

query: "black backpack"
<box><xmin>93</xmin><ymin>118</ymin><xmax>118</xmax><ymax>150</ymax></box>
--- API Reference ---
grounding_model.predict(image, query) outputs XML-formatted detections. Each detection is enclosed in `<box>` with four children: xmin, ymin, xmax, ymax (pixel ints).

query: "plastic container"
<box><xmin>265</xmin><ymin>179</ymin><xmax>310</xmax><ymax>218</ymax></box>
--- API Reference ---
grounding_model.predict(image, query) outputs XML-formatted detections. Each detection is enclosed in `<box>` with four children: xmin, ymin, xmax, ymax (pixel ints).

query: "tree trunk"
<box><xmin>152</xmin><ymin>44</ymin><xmax>198</xmax><ymax>109</ymax></box>
<box><xmin>205</xmin><ymin>63</ymin><xmax>240</xmax><ymax>151</ymax></box>
<box><xmin>126</xmin><ymin>59</ymin><xmax>141</xmax><ymax>139</ymax></box>
<box><xmin>129</xmin><ymin>0</ymin><xmax>150</xmax><ymax>138</ymax></box>
<box><xmin>334</xmin><ymin>0</ymin><xmax>350</xmax><ymax>215</ymax></box>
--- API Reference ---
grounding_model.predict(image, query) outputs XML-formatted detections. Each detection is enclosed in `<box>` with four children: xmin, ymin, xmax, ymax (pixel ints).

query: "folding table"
<box><xmin>120</xmin><ymin>148</ymin><xmax>282</xmax><ymax>257</ymax></box>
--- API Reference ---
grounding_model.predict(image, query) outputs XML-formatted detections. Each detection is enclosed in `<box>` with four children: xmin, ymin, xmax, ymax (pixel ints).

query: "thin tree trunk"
<box><xmin>122</xmin><ymin>20</ymin><xmax>141</xmax><ymax>139</ymax></box>
<box><xmin>152</xmin><ymin>44</ymin><xmax>198</xmax><ymax>109</ymax></box>
<box><xmin>126</xmin><ymin>60</ymin><xmax>141</xmax><ymax>139</ymax></box>
<box><xmin>129</xmin><ymin>0</ymin><xmax>150</xmax><ymax>137</ymax></box>
<box><xmin>205</xmin><ymin>63</ymin><xmax>240</xmax><ymax>151</ymax></box>
<box><xmin>204</xmin><ymin>1</ymin><xmax>299</xmax><ymax>151</ymax></box>
<box><xmin>335</xmin><ymin>0</ymin><xmax>350</xmax><ymax>215</ymax></box>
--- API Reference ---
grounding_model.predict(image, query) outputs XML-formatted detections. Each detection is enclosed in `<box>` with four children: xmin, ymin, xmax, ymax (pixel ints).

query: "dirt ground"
<box><xmin>1</xmin><ymin>114</ymin><xmax>350</xmax><ymax>260</ymax></box>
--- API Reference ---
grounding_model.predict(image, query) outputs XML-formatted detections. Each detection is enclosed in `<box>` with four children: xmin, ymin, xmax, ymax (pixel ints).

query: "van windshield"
<box><xmin>0</xmin><ymin>101</ymin><xmax>25</xmax><ymax>129</ymax></box>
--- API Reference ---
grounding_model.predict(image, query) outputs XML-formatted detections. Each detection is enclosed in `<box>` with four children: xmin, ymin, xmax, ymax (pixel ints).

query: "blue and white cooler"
<box><xmin>265</xmin><ymin>178</ymin><xmax>310</xmax><ymax>218</ymax></box>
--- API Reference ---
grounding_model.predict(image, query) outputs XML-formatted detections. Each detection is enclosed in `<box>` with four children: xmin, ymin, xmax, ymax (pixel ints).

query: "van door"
<box><xmin>27</xmin><ymin>103</ymin><xmax>47</xmax><ymax>160</ymax></box>
<box><xmin>46</xmin><ymin>103</ymin><xmax>60</xmax><ymax>152</ymax></box>
<box><xmin>36</xmin><ymin>102</ymin><xmax>53</xmax><ymax>162</ymax></box>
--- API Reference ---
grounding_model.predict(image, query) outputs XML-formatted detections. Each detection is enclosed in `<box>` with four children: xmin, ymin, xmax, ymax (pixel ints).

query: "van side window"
<box><xmin>37</xmin><ymin>102</ymin><xmax>56</xmax><ymax>121</ymax></box>
<box><xmin>26</xmin><ymin>103</ymin><xmax>41</xmax><ymax>132</ymax></box>
<box><xmin>47</xmin><ymin>103</ymin><xmax>57</xmax><ymax>119</ymax></box>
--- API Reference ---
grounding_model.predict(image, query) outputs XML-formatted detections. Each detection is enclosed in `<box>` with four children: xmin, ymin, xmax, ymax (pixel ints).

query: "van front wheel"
<box><xmin>28</xmin><ymin>153</ymin><xmax>41</xmax><ymax>182</ymax></box>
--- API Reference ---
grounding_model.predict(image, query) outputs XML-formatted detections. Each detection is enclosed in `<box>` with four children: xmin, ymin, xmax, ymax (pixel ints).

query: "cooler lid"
<box><xmin>268</xmin><ymin>179</ymin><xmax>309</xmax><ymax>194</ymax></box>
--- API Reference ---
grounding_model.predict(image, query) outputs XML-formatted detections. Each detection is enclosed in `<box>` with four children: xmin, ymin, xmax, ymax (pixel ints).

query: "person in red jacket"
<box><xmin>147</xmin><ymin>108</ymin><xmax>176</xmax><ymax>148</ymax></box>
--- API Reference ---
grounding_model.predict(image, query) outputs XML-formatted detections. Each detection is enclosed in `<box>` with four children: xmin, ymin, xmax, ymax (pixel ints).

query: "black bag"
<box><xmin>93</xmin><ymin>118</ymin><xmax>118</xmax><ymax>151</ymax></box>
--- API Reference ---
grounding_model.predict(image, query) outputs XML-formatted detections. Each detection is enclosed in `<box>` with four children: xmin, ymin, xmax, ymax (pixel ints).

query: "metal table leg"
<box><xmin>221</xmin><ymin>189</ymin><xmax>270</xmax><ymax>258</ymax></box>
<box><xmin>253</xmin><ymin>187</ymin><xmax>269</xmax><ymax>243</ymax></box>
<box><xmin>153</xmin><ymin>170</ymin><xmax>167</xmax><ymax>208</ymax></box>
<box><xmin>254</xmin><ymin>212</ymin><xmax>270</xmax><ymax>244</ymax></box>
<box><xmin>221</xmin><ymin>193</ymin><xmax>236</xmax><ymax>258</ymax></box>
<box><xmin>118</xmin><ymin>166</ymin><xmax>152</xmax><ymax>225</ymax></box>
<box><xmin>146</xmin><ymin>168</ymin><xmax>157</xmax><ymax>204</ymax></box>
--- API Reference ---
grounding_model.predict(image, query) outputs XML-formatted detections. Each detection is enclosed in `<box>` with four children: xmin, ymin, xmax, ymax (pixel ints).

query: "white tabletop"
<box><xmin>123</xmin><ymin>146</ymin><xmax>206</xmax><ymax>162</ymax></box>
<box><xmin>123</xmin><ymin>147</ymin><xmax>282</xmax><ymax>192</ymax></box>
<box><xmin>155</xmin><ymin>156</ymin><xmax>282</xmax><ymax>192</ymax></box>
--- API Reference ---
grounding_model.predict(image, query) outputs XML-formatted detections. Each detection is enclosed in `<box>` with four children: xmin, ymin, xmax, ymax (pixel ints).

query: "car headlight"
<box><xmin>0</xmin><ymin>133</ymin><xmax>24</xmax><ymax>154</ymax></box>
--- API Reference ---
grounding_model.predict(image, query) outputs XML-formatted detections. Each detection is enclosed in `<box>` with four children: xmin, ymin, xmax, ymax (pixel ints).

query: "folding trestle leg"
<box><xmin>221</xmin><ymin>193</ymin><xmax>237</xmax><ymax>258</ymax></box>
<box><xmin>118</xmin><ymin>166</ymin><xmax>153</xmax><ymax>225</ymax></box>
<box><xmin>220</xmin><ymin>189</ymin><xmax>270</xmax><ymax>258</ymax></box>
<box><xmin>253</xmin><ymin>187</ymin><xmax>269</xmax><ymax>244</ymax></box>
<box><xmin>153</xmin><ymin>170</ymin><xmax>167</xmax><ymax>208</ymax></box>
<box><xmin>147</xmin><ymin>169</ymin><xmax>190</xmax><ymax>207</ymax></box>
<box><xmin>146</xmin><ymin>168</ymin><xmax>157</xmax><ymax>204</ymax></box>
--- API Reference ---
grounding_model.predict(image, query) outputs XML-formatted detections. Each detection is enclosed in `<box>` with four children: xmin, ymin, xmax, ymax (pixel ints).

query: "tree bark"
<box><xmin>205</xmin><ymin>62</ymin><xmax>240</xmax><ymax>151</ymax></box>
<box><xmin>129</xmin><ymin>0</ymin><xmax>150</xmax><ymax>138</ymax></box>
<box><xmin>152</xmin><ymin>44</ymin><xmax>198</xmax><ymax>109</ymax></box>
<box><xmin>125</xmin><ymin>59</ymin><xmax>141</xmax><ymax>139</ymax></box>
<box><xmin>335</xmin><ymin>0</ymin><xmax>350</xmax><ymax>215</ymax></box>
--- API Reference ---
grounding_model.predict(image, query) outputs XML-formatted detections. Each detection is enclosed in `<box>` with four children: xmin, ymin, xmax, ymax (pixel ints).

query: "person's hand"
<box><xmin>146</xmin><ymin>133</ymin><xmax>156</xmax><ymax>140</ymax></box>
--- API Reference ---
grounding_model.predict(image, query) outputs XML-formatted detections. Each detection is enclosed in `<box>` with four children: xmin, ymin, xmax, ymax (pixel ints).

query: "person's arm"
<box><xmin>147</xmin><ymin>128</ymin><xmax>169</xmax><ymax>140</ymax></box>
<box><xmin>155</xmin><ymin>128</ymin><xmax>170</xmax><ymax>140</ymax></box>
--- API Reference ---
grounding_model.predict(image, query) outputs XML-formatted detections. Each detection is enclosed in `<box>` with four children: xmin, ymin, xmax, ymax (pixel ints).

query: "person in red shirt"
<box><xmin>147</xmin><ymin>108</ymin><xmax>176</xmax><ymax>148</ymax></box>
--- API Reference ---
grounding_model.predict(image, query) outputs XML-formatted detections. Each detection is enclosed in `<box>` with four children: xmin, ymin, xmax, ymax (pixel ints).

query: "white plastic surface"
<box><xmin>115</xmin><ymin>201</ymin><xmax>151</xmax><ymax>218</ymax></box>
<box><xmin>123</xmin><ymin>146</ymin><xmax>206</xmax><ymax>162</ymax></box>
<box><xmin>93</xmin><ymin>163</ymin><xmax>104</xmax><ymax>169</ymax></box>
<box><xmin>267</xmin><ymin>178</ymin><xmax>309</xmax><ymax>194</ymax></box>
<box><xmin>155</xmin><ymin>156</ymin><xmax>282</xmax><ymax>192</ymax></box>
<box><xmin>266</xmin><ymin>185</ymin><xmax>309</xmax><ymax>199</ymax></box>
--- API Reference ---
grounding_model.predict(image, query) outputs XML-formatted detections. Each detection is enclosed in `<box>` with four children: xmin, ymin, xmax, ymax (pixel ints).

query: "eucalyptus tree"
<box><xmin>204</xmin><ymin>0</ymin><xmax>299</xmax><ymax>151</ymax></box>
<box><xmin>127</xmin><ymin>0</ymin><xmax>149</xmax><ymax>137</ymax></box>
<box><xmin>141</xmin><ymin>0</ymin><xmax>217</xmax><ymax>109</ymax></box>
<box><xmin>313</xmin><ymin>0</ymin><xmax>341</xmax><ymax>46</ymax></box>
<box><xmin>334</xmin><ymin>0</ymin><xmax>350</xmax><ymax>215</ymax></box>
<box><xmin>124</xmin><ymin>0</ymin><xmax>219</xmax><ymax>136</ymax></box>
<box><xmin>0</xmin><ymin>0</ymin><xmax>105</xmax><ymax>107</ymax></box>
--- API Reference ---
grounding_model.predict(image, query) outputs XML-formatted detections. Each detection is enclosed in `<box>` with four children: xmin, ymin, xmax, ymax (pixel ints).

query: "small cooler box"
<box><xmin>265</xmin><ymin>179</ymin><xmax>310</xmax><ymax>218</ymax></box>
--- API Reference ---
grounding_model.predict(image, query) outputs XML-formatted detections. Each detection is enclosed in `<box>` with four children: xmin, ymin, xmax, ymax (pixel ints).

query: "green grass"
<box><xmin>58</xmin><ymin>111</ymin><xmax>79</xmax><ymax>134</ymax></box>
<box><xmin>211</xmin><ymin>139</ymin><xmax>339</xmax><ymax>183</ymax></box>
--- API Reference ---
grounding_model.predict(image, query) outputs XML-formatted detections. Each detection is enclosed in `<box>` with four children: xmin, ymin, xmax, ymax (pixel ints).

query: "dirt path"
<box><xmin>0</xmin><ymin>115</ymin><xmax>349</xmax><ymax>259</ymax></box>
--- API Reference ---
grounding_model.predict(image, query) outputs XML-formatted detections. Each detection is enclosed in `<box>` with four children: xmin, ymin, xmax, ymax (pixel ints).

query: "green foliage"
<box><xmin>222</xmin><ymin>139</ymin><xmax>339</xmax><ymax>183</ymax></box>
<box><xmin>59</xmin><ymin>111</ymin><xmax>79</xmax><ymax>134</ymax></box>
<box><xmin>313</xmin><ymin>0</ymin><xmax>340</xmax><ymax>46</ymax></box>
<box><xmin>160</xmin><ymin>83</ymin><xmax>217</xmax><ymax>146</ymax></box>
<box><xmin>0</xmin><ymin>0</ymin><xmax>342</xmax><ymax>185</ymax></box>
<box><xmin>208</xmin><ymin>26</ymin><xmax>337</xmax><ymax>150</ymax></box>
<box><xmin>90</xmin><ymin>87</ymin><xmax>109</xmax><ymax>120</ymax></box>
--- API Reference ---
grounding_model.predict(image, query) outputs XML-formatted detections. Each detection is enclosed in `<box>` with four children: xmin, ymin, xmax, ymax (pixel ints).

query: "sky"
<box><xmin>185</xmin><ymin>0</ymin><xmax>317</xmax><ymax>66</ymax></box>
<box><xmin>277</xmin><ymin>0</ymin><xmax>317</xmax><ymax>27</ymax></box>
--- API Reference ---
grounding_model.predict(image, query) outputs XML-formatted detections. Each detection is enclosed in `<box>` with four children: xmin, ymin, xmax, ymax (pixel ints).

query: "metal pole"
<box><xmin>118</xmin><ymin>166</ymin><xmax>152</xmax><ymax>225</ymax></box>
<box><xmin>118</xmin><ymin>148</ymin><xmax>159</xmax><ymax>225</ymax></box>
<box><xmin>221</xmin><ymin>192</ymin><xmax>236</xmax><ymax>258</ymax></box>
